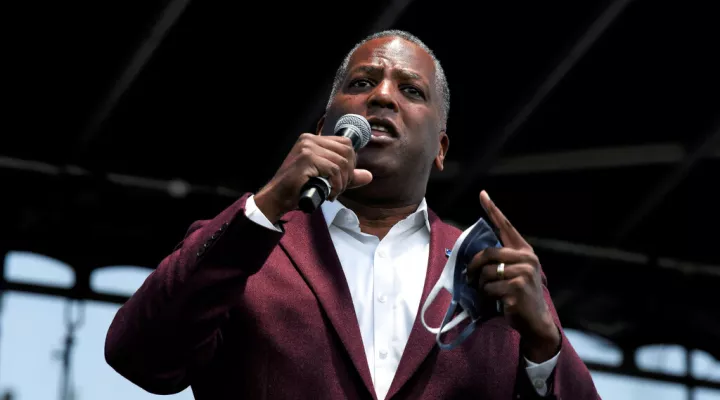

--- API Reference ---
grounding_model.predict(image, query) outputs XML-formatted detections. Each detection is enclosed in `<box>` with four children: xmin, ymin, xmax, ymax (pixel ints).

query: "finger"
<box><xmin>483</xmin><ymin>280</ymin><xmax>510</xmax><ymax>298</ymax></box>
<box><xmin>348</xmin><ymin>169</ymin><xmax>373</xmax><ymax>189</ymax></box>
<box><xmin>308</xmin><ymin>143</ymin><xmax>352</xmax><ymax>194</ymax></box>
<box><xmin>299</xmin><ymin>133</ymin><xmax>356</xmax><ymax>163</ymax></box>
<box><xmin>316</xmin><ymin>139</ymin><xmax>357</xmax><ymax>196</ymax></box>
<box><xmin>297</xmin><ymin>134</ymin><xmax>355</xmax><ymax>168</ymax></box>
<box><xmin>480</xmin><ymin>262</ymin><xmax>536</xmax><ymax>284</ymax></box>
<box><xmin>502</xmin><ymin>295</ymin><xmax>517</xmax><ymax>311</ymax></box>
<box><xmin>466</xmin><ymin>247</ymin><xmax>535</xmax><ymax>278</ymax></box>
<box><xmin>306</xmin><ymin>131</ymin><xmax>354</xmax><ymax>147</ymax></box>
<box><xmin>313</xmin><ymin>157</ymin><xmax>347</xmax><ymax>200</ymax></box>
<box><xmin>484</xmin><ymin>280</ymin><xmax>520</xmax><ymax>311</ymax></box>
<box><xmin>314</xmin><ymin>136</ymin><xmax>356</xmax><ymax>161</ymax></box>
<box><xmin>479</xmin><ymin>190</ymin><xmax>531</xmax><ymax>250</ymax></box>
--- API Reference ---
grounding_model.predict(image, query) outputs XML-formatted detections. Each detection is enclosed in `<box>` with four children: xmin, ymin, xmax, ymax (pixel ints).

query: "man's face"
<box><xmin>320</xmin><ymin>36</ymin><xmax>448</xmax><ymax>183</ymax></box>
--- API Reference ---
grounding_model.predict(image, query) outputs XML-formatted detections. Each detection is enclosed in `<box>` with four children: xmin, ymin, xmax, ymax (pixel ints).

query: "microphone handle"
<box><xmin>298</xmin><ymin>176</ymin><xmax>331</xmax><ymax>213</ymax></box>
<box><xmin>298</xmin><ymin>128</ymin><xmax>361</xmax><ymax>213</ymax></box>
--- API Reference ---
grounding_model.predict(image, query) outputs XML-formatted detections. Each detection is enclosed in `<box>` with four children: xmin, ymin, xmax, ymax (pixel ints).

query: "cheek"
<box><xmin>404</xmin><ymin>108</ymin><xmax>439</xmax><ymax>132</ymax></box>
<box><xmin>336</xmin><ymin>93</ymin><xmax>368</xmax><ymax>111</ymax></box>
<box><xmin>398</xmin><ymin>134</ymin><xmax>435</xmax><ymax>168</ymax></box>
<box><xmin>416</xmin><ymin>119</ymin><xmax>441</xmax><ymax>155</ymax></box>
<box><xmin>422</xmin><ymin>138</ymin><xmax>439</xmax><ymax>162</ymax></box>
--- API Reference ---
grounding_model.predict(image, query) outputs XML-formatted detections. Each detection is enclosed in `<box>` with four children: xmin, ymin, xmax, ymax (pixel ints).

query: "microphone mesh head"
<box><xmin>335</xmin><ymin>114</ymin><xmax>371</xmax><ymax>148</ymax></box>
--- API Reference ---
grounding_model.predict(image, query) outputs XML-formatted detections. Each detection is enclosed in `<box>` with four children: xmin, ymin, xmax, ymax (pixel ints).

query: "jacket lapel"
<box><xmin>385</xmin><ymin>209</ymin><xmax>459</xmax><ymax>400</ymax></box>
<box><xmin>279</xmin><ymin>209</ymin><xmax>376</xmax><ymax>399</ymax></box>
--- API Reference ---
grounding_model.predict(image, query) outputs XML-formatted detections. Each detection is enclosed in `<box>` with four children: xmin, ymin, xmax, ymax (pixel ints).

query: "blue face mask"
<box><xmin>420</xmin><ymin>218</ymin><xmax>503</xmax><ymax>350</ymax></box>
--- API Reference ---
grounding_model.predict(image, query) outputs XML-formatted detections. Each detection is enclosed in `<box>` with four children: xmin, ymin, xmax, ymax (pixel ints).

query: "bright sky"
<box><xmin>1</xmin><ymin>252</ymin><xmax>718</xmax><ymax>400</ymax></box>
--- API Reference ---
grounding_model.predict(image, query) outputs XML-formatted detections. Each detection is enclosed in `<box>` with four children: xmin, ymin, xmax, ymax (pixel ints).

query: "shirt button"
<box><xmin>377</xmin><ymin>250</ymin><xmax>387</xmax><ymax>258</ymax></box>
<box><xmin>533</xmin><ymin>380</ymin><xmax>545</xmax><ymax>389</ymax></box>
<box><xmin>378</xmin><ymin>294</ymin><xmax>387</xmax><ymax>303</ymax></box>
<box><xmin>379</xmin><ymin>350</ymin><xmax>388</xmax><ymax>359</ymax></box>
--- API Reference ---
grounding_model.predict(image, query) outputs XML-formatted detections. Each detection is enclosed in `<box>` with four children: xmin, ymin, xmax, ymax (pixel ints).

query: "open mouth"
<box><xmin>367</xmin><ymin>118</ymin><xmax>398</xmax><ymax>143</ymax></box>
<box><xmin>371</xmin><ymin>124</ymin><xmax>393</xmax><ymax>137</ymax></box>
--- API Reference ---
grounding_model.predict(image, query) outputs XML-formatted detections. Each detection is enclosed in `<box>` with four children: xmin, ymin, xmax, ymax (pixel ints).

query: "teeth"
<box><xmin>371</xmin><ymin>124</ymin><xmax>389</xmax><ymax>132</ymax></box>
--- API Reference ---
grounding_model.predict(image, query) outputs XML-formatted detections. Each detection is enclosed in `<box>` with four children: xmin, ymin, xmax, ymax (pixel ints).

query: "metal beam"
<box><xmin>489</xmin><ymin>143</ymin><xmax>683</xmax><ymax>175</ymax></box>
<box><xmin>527</xmin><ymin>236</ymin><xmax>648</xmax><ymax>264</ymax></box>
<box><xmin>527</xmin><ymin>236</ymin><xmax>720</xmax><ymax>277</ymax></box>
<box><xmin>430</xmin><ymin>142</ymin><xmax>716</xmax><ymax>180</ymax></box>
<box><xmin>1</xmin><ymin>281</ymin><xmax>129</xmax><ymax>305</ymax></box>
<box><xmin>440</xmin><ymin>0</ymin><xmax>633</xmax><ymax>209</ymax></box>
<box><xmin>0</xmin><ymin>155</ymin><xmax>242</xmax><ymax>199</ymax></box>
<box><xmin>613</xmin><ymin>118</ymin><xmax>720</xmax><ymax>242</ymax></box>
<box><xmin>75</xmin><ymin>0</ymin><xmax>193</xmax><ymax>155</ymax></box>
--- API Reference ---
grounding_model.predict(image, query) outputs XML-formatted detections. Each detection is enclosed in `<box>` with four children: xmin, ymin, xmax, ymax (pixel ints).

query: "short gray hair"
<box><xmin>326</xmin><ymin>30</ymin><xmax>450</xmax><ymax>127</ymax></box>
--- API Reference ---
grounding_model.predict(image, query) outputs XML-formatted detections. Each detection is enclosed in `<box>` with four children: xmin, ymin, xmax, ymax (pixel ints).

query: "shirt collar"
<box><xmin>320</xmin><ymin>197</ymin><xmax>431</xmax><ymax>232</ymax></box>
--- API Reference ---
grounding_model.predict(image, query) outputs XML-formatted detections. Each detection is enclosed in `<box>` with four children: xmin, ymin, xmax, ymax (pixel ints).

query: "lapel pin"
<box><xmin>445</xmin><ymin>248</ymin><xmax>452</xmax><ymax>257</ymax></box>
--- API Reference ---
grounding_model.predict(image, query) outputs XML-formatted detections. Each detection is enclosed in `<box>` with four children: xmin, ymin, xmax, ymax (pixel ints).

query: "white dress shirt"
<box><xmin>244</xmin><ymin>195</ymin><xmax>558</xmax><ymax>399</ymax></box>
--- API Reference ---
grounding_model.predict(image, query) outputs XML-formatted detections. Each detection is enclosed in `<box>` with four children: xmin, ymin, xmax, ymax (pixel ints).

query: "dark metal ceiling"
<box><xmin>2</xmin><ymin>0</ymin><xmax>719</xmax><ymax>370</ymax></box>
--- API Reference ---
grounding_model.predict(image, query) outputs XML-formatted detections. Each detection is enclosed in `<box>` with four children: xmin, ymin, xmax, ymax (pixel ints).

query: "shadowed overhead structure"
<box><xmin>2</xmin><ymin>0</ymin><xmax>719</xmax><ymax>389</ymax></box>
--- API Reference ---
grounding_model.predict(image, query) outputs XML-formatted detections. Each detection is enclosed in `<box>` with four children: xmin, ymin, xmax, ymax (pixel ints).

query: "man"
<box><xmin>105</xmin><ymin>30</ymin><xmax>600</xmax><ymax>399</ymax></box>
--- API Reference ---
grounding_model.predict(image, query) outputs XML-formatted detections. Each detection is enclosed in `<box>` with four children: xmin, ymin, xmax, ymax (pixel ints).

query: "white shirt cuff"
<box><xmin>245</xmin><ymin>195</ymin><xmax>283</xmax><ymax>232</ymax></box>
<box><xmin>524</xmin><ymin>350</ymin><xmax>560</xmax><ymax>396</ymax></box>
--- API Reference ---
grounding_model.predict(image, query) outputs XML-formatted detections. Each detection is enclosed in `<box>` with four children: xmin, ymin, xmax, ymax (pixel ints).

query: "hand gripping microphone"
<box><xmin>298</xmin><ymin>114</ymin><xmax>372</xmax><ymax>213</ymax></box>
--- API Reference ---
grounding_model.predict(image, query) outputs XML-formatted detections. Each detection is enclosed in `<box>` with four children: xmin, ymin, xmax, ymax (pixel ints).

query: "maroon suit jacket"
<box><xmin>105</xmin><ymin>193</ymin><xmax>600</xmax><ymax>399</ymax></box>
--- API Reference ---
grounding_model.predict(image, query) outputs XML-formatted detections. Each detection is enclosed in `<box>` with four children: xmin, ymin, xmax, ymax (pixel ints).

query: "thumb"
<box><xmin>348</xmin><ymin>169</ymin><xmax>373</xmax><ymax>189</ymax></box>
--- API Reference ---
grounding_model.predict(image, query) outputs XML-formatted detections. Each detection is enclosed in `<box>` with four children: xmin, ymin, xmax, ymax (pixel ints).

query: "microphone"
<box><xmin>298</xmin><ymin>114</ymin><xmax>372</xmax><ymax>213</ymax></box>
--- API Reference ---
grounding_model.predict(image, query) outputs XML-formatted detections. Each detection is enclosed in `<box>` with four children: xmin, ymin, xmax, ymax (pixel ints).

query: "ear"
<box><xmin>434</xmin><ymin>130</ymin><xmax>449</xmax><ymax>171</ymax></box>
<box><xmin>316</xmin><ymin>114</ymin><xmax>326</xmax><ymax>135</ymax></box>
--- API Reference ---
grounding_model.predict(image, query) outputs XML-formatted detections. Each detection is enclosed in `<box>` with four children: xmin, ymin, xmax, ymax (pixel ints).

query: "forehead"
<box><xmin>347</xmin><ymin>37</ymin><xmax>436</xmax><ymax>80</ymax></box>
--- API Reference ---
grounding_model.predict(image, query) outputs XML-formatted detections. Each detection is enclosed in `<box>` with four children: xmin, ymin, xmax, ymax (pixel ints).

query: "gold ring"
<box><xmin>497</xmin><ymin>263</ymin><xmax>505</xmax><ymax>280</ymax></box>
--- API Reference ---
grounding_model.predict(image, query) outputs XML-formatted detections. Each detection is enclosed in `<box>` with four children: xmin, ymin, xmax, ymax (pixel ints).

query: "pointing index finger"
<box><xmin>479</xmin><ymin>190</ymin><xmax>531</xmax><ymax>250</ymax></box>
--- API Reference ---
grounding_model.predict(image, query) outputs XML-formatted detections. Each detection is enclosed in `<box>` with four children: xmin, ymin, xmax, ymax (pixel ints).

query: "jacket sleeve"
<box><xmin>515</xmin><ymin>270</ymin><xmax>602</xmax><ymax>400</ymax></box>
<box><xmin>104</xmin><ymin>193</ymin><xmax>283</xmax><ymax>394</ymax></box>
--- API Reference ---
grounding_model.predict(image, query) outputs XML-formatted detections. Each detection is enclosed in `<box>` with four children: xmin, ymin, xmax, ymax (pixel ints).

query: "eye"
<box><xmin>349</xmin><ymin>79</ymin><xmax>373</xmax><ymax>89</ymax></box>
<box><xmin>402</xmin><ymin>85</ymin><xmax>425</xmax><ymax>99</ymax></box>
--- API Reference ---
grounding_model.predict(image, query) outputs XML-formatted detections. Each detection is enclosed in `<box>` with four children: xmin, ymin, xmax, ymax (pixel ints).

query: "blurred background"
<box><xmin>2</xmin><ymin>0</ymin><xmax>719</xmax><ymax>398</ymax></box>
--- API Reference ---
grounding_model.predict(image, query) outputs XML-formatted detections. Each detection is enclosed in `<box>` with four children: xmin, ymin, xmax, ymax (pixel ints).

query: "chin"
<box><xmin>357</xmin><ymin>153</ymin><xmax>398</xmax><ymax>176</ymax></box>
<box><xmin>357</xmin><ymin>161</ymin><xmax>393</xmax><ymax>180</ymax></box>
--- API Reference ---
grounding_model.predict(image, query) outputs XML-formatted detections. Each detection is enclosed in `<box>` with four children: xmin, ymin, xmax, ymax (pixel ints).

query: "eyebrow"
<box><xmin>353</xmin><ymin>65</ymin><xmax>423</xmax><ymax>82</ymax></box>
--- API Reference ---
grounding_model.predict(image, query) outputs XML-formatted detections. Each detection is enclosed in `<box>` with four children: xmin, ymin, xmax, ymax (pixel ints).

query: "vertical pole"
<box><xmin>0</xmin><ymin>251</ymin><xmax>6</xmax><ymax>384</ymax></box>
<box><xmin>686</xmin><ymin>348</ymin><xmax>695</xmax><ymax>400</ymax></box>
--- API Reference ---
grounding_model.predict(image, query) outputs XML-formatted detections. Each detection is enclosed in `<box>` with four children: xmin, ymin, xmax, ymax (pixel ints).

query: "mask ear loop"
<box><xmin>421</xmin><ymin>224</ymin><xmax>472</xmax><ymax>334</ymax></box>
<box><xmin>421</xmin><ymin>289</ymin><xmax>478</xmax><ymax>335</ymax></box>
<box><xmin>421</xmin><ymin>218</ymin><xmax>494</xmax><ymax>349</ymax></box>
<box><xmin>421</xmin><ymin>272</ymin><xmax>482</xmax><ymax>350</ymax></box>
<box><xmin>435</xmin><ymin>271</ymin><xmax>483</xmax><ymax>350</ymax></box>
<box><xmin>420</xmin><ymin>270</ymin><xmax>452</xmax><ymax>334</ymax></box>
<box><xmin>437</xmin><ymin>313</ymin><xmax>480</xmax><ymax>350</ymax></box>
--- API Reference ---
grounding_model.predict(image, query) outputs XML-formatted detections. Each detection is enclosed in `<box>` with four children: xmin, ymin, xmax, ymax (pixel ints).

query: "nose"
<box><xmin>367</xmin><ymin>79</ymin><xmax>399</xmax><ymax>113</ymax></box>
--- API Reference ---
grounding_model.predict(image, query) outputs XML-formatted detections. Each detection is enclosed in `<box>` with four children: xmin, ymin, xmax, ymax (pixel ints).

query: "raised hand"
<box><xmin>467</xmin><ymin>190</ymin><xmax>561</xmax><ymax>362</ymax></box>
